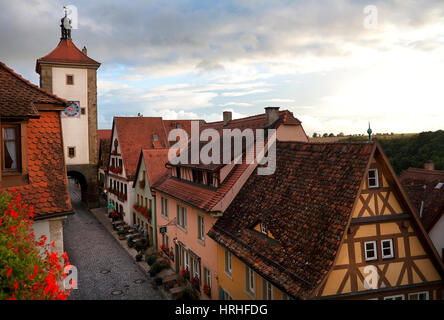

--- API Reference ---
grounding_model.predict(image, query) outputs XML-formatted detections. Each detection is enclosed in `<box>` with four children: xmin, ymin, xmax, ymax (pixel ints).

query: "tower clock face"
<box><xmin>63</xmin><ymin>101</ymin><xmax>80</xmax><ymax>118</ymax></box>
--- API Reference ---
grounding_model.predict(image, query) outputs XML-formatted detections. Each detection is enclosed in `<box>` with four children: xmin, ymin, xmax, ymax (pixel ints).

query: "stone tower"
<box><xmin>35</xmin><ymin>12</ymin><xmax>101</xmax><ymax>208</ymax></box>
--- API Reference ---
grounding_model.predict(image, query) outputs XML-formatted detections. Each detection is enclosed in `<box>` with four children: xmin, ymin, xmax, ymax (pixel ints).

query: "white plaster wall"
<box><xmin>52</xmin><ymin>67</ymin><xmax>89</xmax><ymax>165</ymax></box>
<box><xmin>429</xmin><ymin>214</ymin><xmax>444</xmax><ymax>258</ymax></box>
<box><xmin>32</xmin><ymin>219</ymin><xmax>64</xmax><ymax>255</ymax></box>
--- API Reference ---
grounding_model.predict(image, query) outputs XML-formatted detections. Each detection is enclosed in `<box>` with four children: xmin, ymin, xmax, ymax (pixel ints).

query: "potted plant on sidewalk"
<box><xmin>136</xmin><ymin>253</ymin><xmax>143</xmax><ymax>262</ymax></box>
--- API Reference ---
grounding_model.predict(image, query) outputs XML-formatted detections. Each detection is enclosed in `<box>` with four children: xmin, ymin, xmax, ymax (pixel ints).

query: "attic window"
<box><xmin>153</xmin><ymin>134</ymin><xmax>158</xmax><ymax>141</ymax></box>
<box><xmin>368</xmin><ymin>169</ymin><xmax>379</xmax><ymax>188</ymax></box>
<box><xmin>260</xmin><ymin>223</ymin><xmax>267</xmax><ymax>235</ymax></box>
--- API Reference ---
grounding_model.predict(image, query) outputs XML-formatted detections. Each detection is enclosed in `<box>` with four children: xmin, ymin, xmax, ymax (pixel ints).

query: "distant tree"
<box><xmin>322</xmin><ymin>133</ymin><xmax>328</xmax><ymax>138</ymax></box>
<box><xmin>328</xmin><ymin>133</ymin><xmax>335</xmax><ymax>137</ymax></box>
<box><xmin>312</xmin><ymin>133</ymin><xmax>318</xmax><ymax>138</ymax></box>
<box><xmin>338</xmin><ymin>132</ymin><xmax>345</xmax><ymax>137</ymax></box>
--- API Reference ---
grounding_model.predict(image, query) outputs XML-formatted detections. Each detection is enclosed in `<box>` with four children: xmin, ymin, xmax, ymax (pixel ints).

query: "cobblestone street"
<box><xmin>63</xmin><ymin>179</ymin><xmax>162</xmax><ymax>300</ymax></box>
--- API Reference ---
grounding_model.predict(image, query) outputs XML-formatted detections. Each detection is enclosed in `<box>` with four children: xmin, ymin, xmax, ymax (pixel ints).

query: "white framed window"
<box><xmin>408</xmin><ymin>292</ymin><xmax>429</xmax><ymax>300</ymax></box>
<box><xmin>162</xmin><ymin>233</ymin><xmax>169</xmax><ymax>248</ymax></box>
<box><xmin>177</xmin><ymin>205</ymin><xmax>187</xmax><ymax>229</ymax></box>
<box><xmin>364</xmin><ymin>241</ymin><xmax>378</xmax><ymax>261</ymax></box>
<box><xmin>224</xmin><ymin>249</ymin><xmax>232</xmax><ymax>275</ymax></box>
<box><xmin>262</xmin><ymin>279</ymin><xmax>273</xmax><ymax>300</ymax></box>
<box><xmin>183</xmin><ymin>250</ymin><xmax>190</xmax><ymax>270</ymax></box>
<box><xmin>381</xmin><ymin>239</ymin><xmax>394</xmax><ymax>259</ymax></box>
<box><xmin>161</xmin><ymin>197</ymin><xmax>168</xmax><ymax>218</ymax></box>
<box><xmin>192</xmin><ymin>258</ymin><xmax>200</xmax><ymax>279</ymax></box>
<box><xmin>368</xmin><ymin>169</ymin><xmax>379</xmax><ymax>188</ymax></box>
<box><xmin>260</xmin><ymin>223</ymin><xmax>267</xmax><ymax>235</ymax></box>
<box><xmin>222</xmin><ymin>288</ymin><xmax>233</xmax><ymax>300</ymax></box>
<box><xmin>203</xmin><ymin>267</ymin><xmax>211</xmax><ymax>286</ymax></box>
<box><xmin>198</xmin><ymin>216</ymin><xmax>205</xmax><ymax>241</ymax></box>
<box><xmin>384</xmin><ymin>294</ymin><xmax>405</xmax><ymax>300</ymax></box>
<box><xmin>245</xmin><ymin>266</ymin><xmax>255</xmax><ymax>296</ymax></box>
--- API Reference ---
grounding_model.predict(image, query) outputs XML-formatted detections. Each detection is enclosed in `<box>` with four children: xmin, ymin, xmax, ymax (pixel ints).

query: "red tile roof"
<box><xmin>155</xmin><ymin>110</ymin><xmax>307</xmax><ymax>210</ymax></box>
<box><xmin>0</xmin><ymin>62</ymin><xmax>66</xmax><ymax>118</ymax></box>
<box><xmin>134</xmin><ymin>149</ymin><xmax>171</xmax><ymax>188</ymax></box>
<box><xmin>97</xmin><ymin>129</ymin><xmax>112</xmax><ymax>152</ymax></box>
<box><xmin>400</xmin><ymin>168</ymin><xmax>444</xmax><ymax>231</ymax></box>
<box><xmin>208</xmin><ymin>141</ymin><xmax>375</xmax><ymax>299</ymax></box>
<box><xmin>112</xmin><ymin>117</ymin><xmax>194</xmax><ymax>180</ymax></box>
<box><xmin>1</xmin><ymin>112</ymin><xmax>72</xmax><ymax>219</ymax></box>
<box><xmin>154</xmin><ymin>163</ymin><xmax>250</xmax><ymax>212</ymax></box>
<box><xmin>36</xmin><ymin>39</ymin><xmax>100</xmax><ymax>72</ymax></box>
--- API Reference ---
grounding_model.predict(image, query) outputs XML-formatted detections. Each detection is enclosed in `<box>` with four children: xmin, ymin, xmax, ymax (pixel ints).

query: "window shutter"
<box><xmin>219</xmin><ymin>286</ymin><xmax>224</xmax><ymax>300</ymax></box>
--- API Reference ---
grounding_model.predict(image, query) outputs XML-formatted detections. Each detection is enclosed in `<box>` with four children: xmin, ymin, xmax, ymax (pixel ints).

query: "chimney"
<box><xmin>82</xmin><ymin>46</ymin><xmax>87</xmax><ymax>56</ymax></box>
<box><xmin>223</xmin><ymin>111</ymin><xmax>232</xmax><ymax>126</ymax></box>
<box><xmin>265</xmin><ymin>107</ymin><xmax>280</xmax><ymax>127</ymax></box>
<box><xmin>424</xmin><ymin>161</ymin><xmax>435</xmax><ymax>171</ymax></box>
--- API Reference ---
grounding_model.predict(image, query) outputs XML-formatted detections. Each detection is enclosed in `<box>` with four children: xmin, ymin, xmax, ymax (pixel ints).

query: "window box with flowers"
<box><xmin>191</xmin><ymin>277</ymin><xmax>200</xmax><ymax>291</ymax></box>
<box><xmin>203</xmin><ymin>284</ymin><xmax>211</xmax><ymax>297</ymax></box>
<box><xmin>180</xmin><ymin>267</ymin><xmax>190</xmax><ymax>280</ymax></box>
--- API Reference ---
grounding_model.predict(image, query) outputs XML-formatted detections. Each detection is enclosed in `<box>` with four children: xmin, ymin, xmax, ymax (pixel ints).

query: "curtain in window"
<box><xmin>3</xmin><ymin>128</ymin><xmax>17</xmax><ymax>169</ymax></box>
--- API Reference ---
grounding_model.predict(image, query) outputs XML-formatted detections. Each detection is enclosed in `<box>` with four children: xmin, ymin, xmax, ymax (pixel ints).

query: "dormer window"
<box><xmin>260</xmin><ymin>223</ymin><xmax>267</xmax><ymax>235</ymax></box>
<box><xmin>192</xmin><ymin>170</ymin><xmax>203</xmax><ymax>184</ymax></box>
<box><xmin>368</xmin><ymin>169</ymin><xmax>379</xmax><ymax>188</ymax></box>
<box><xmin>2</xmin><ymin>125</ymin><xmax>21</xmax><ymax>171</ymax></box>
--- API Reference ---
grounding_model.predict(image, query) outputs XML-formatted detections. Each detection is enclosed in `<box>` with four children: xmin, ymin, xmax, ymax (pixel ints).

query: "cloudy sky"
<box><xmin>1</xmin><ymin>0</ymin><xmax>443</xmax><ymax>136</ymax></box>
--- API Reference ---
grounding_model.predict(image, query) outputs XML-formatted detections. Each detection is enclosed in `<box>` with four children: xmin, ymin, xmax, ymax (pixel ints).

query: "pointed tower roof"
<box><xmin>36</xmin><ymin>12</ymin><xmax>100</xmax><ymax>73</ymax></box>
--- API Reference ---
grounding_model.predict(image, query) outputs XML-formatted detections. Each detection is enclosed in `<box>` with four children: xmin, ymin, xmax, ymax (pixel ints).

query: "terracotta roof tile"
<box><xmin>208</xmin><ymin>141</ymin><xmax>374</xmax><ymax>299</ymax></box>
<box><xmin>400</xmin><ymin>168</ymin><xmax>444</xmax><ymax>231</ymax></box>
<box><xmin>1</xmin><ymin>111</ymin><xmax>72</xmax><ymax>218</ymax></box>
<box><xmin>36</xmin><ymin>39</ymin><xmax>100</xmax><ymax>71</ymax></box>
<box><xmin>113</xmin><ymin>117</ymin><xmax>194</xmax><ymax>180</ymax></box>
<box><xmin>0</xmin><ymin>62</ymin><xmax>66</xmax><ymax>118</ymax></box>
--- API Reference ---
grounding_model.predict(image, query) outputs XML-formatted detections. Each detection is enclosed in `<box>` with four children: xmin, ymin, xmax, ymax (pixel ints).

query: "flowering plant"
<box><xmin>191</xmin><ymin>276</ymin><xmax>200</xmax><ymax>290</ymax></box>
<box><xmin>203</xmin><ymin>284</ymin><xmax>211</xmax><ymax>296</ymax></box>
<box><xmin>0</xmin><ymin>190</ymin><xmax>71</xmax><ymax>300</ymax></box>
<box><xmin>180</xmin><ymin>267</ymin><xmax>190</xmax><ymax>279</ymax></box>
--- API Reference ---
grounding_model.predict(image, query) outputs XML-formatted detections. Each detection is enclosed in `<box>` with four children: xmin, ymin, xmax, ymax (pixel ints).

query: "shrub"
<box><xmin>177</xmin><ymin>285</ymin><xmax>199</xmax><ymax>300</ymax></box>
<box><xmin>0</xmin><ymin>191</ymin><xmax>71</xmax><ymax>300</ymax></box>
<box><xmin>145</xmin><ymin>254</ymin><xmax>157</xmax><ymax>265</ymax></box>
<box><xmin>127</xmin><ymin>237</ymin><xmax>134</xmax><ymax>248</ymax></box>
<box><xmin>149</xmin><ymin>262</ymin><xmax>163</xmax><ymax>275</ymax></box>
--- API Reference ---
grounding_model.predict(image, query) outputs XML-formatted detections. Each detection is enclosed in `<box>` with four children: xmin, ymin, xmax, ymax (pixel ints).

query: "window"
<box><xmin>384</xmin><ymin>294</ymin><xmax>404</xmax><ymax>300</ymax></box>
<box><xmin>203</xmin><ymin>267</ymin><xmax>211</xmax><ymax>286</ymax></box>
<box><xmin>80</xmin><ymin>108</ymin><xmax>86</xmax><ymax>115</ymax></box>
<box><xmin>260</xmin><ymin>223</ymin><xmax>267</xmax><ymax>235</ymax></box>
<box><xmin>183</xmin><ymin>250</ymin><xmax>190</xmax><ymax>270</ymax></box>
<box><xmin>192</xmin><ymin>257</ymin><xmax>200</xmax><ymax>279</ymax></box>
<box><xmin>176</xmin><ymin>167</ymin><xmax>181</xmax><ymax>179</ymax></box>
<box><xmin>222</xmin><ymin>289</ymin><xmax>233</xmax><ymax>300</ymax></box>
<box><xmin>68</xmin><ymin>147</ymin><xmax>75</xmax><ymax>158</ymax></box>
<box><xmin>149</xmin><ymin>199</ymin><xmax>153</xmax><ymax>211</ymax></box>
<box><xmin>245</xmin><ymin>266</ymin><xmax>255</xmax><ymax>296</ymax></box>
<box><xmin>198</xmin><ymin>216</ymin><xmax>205</xmax><ymax>241</ymax></box>
<box><xmin>153</xmin><ymin>134</ymin><xmax>158</xmax><ymax>141</ymax></box>
<box><xmin>66</xmin><ymin>74</ymin><xmax>74</xmax><ymax>85</ymax></box>
<box><xmin>177</xmin><ymin>124</ymin><xmax>182</xmax><ymax>129</ymax></box>
<box><xmin>161</xmin><ymin>197</ymin><xmax>168</xmax><ymax>218</ymax></box>
<box><xmin>408</xmin><ymin>292</ymin><xmax>429</xmax><ymax>300</ymax></box>
<box><xmin>162</xmin><ymin>233</ymin><xmax>169</xmax><ymax>248</ymax></box>
<box><xmin>368</xmin><ymin>169</ymin><xmax>379</xmax><ymax>188</ymax></box>
<box><xmin>262</xmin><ymin>279</ymin><xmax>273</xmax><ymax>300</ymax></box>
<box><xmin>132</xmin><ymin>212</ymin><xmax>136</xmax><ymax>225</ymax></box>
<box><xmin>192</xmin><ymin>170</ymin><xmax>203</xmax><ymax>184</ymax></box>
<box><xmin>177</xmin><ymin>205</ymin><xmax>187</xmax><ymax>229</ymax></box>
<box><xmin>381</xmin><ymin>239</ymin><xmax>394</xmax><ymax>259</ymax></box>
<box><xmin>364</xmin><ymin>241</ymin><xmax>378</xmax><ymax>261</ymax></box>
<box><xmin>207</xmin><ymin>172</ymin><xmax>213</xmax><ymax>186</ymax></box>
<box><xmin>2</xmin><ymin>125</ymin><xmax>21</xmax><ymax>171</ymax></box>
<box><xmin>224</xmin><ymin>249</ymin><xmax>232</xmax><ymax>275</ymax></box>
